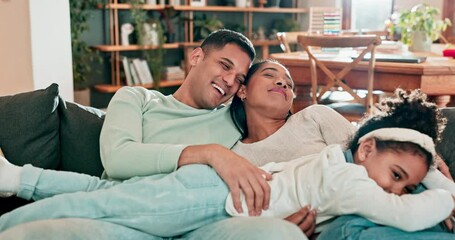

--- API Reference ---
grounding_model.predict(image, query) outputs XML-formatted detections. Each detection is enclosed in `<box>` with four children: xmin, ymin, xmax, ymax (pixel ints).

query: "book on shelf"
<box><xmin>120</xmin><ymin>57</ymin><xmax>155</xmax><ymax>86</ymax></box>
<box><xmin>132</xmin><ymin>58</ymin><xmax>154</xmax><ymax>84</ymax></box>
<box><xmin>162</xmin><ymin>66</ymin><xmax>185</xmax><ymax>81</ymax></box>
<box><xmin>121</xmin><ymin>56</ymin><xmax>134</xmax><ymax>86</ymax></box>
<box><xmin>140</xmin><ymin>59</ymin><xmax>154</xmax><ymax>84</ymax></box>
<box><xmin>129</xmin><ymin>58</ymin><xmax>141</xmax><ymax>85</ymax></box>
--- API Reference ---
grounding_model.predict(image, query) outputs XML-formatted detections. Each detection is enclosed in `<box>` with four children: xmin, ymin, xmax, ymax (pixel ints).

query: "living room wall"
<box><xmin>0</xmin><ymin>0</ymin><xmax>73</xmax><ymax>101</ymax></box>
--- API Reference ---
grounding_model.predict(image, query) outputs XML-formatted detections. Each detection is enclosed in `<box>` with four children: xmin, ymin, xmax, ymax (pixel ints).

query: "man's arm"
<box><xmin>100</xmin><ymin>87</ymin><xmax>186</xmax><ymax>179</ymax></box>
<box><xmin>179</xmin><ymin>144</ymin><xmax>272</xmax><ymax>216</ymax></box>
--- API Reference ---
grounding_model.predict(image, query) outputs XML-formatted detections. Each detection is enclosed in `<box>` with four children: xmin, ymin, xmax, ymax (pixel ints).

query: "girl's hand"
<box><xmin>284</xmin><ymin>205</ymin><xmax>317</xmax><ymax>237</ymax></box>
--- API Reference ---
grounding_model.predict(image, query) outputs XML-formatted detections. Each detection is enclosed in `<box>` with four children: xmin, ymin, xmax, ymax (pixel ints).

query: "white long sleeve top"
<box><xmin>226</xmin><ymin>145</ymin><xmax>454</xmax><ymax>232</ymax></box>
<box><xmin>232</xmin><ymin>105</ymin><xmax>356</xmax><ymax>166</ymax></box>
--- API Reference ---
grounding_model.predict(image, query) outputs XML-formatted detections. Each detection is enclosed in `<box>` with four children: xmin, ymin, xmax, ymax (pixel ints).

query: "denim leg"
<box><xmin>0</xmin><ymin>164</ymin><xmax>230</xmax><ymax>237</ymax></box>
<box><xmin>180</xmin><ymin>217</ymin><xmax>306</xmax><ymax>240</ymax></box>
<box><xmin>18</xmin><ymin>164</ymin><xmax>124</xmax><ymax>201</ymax></box>
<box><xmin>318</xmin><ymin>215</ymin><xmax>455</xmax><ymax>240</ymax></box>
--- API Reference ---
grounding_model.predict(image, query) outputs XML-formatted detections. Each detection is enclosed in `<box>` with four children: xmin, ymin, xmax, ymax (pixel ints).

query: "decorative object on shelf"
<box><xmin>397</xmin><ymin>3</ymin><xmax>452</xmax><ymax>52</ymax></box>
<box><xmin>121</xmin><ymin>23</ymin><xmax>134</xmax><ymax>46</ymax></box>
<box><xmin>69</xmin><ymin>0</ymin><xmax>102</xmax><ymax>106</ymax></box>
<box><xmin>146</xmin><ymin>0</ymin><xmax>157</xmax><ymax>5</ymax></box>
<box><xmin>258</xmin><ymin>0</ymin><xmax>267</xmax><ymax>8</ymax></box>
<box><xmin>190</xmin><ymin>0</ymin><xmax>206</xmax><ymax>7</ymax></box>
<box><xmin>235</xmin><ymin>0</ymin><xmax>249</xmax><ymax>8</ymax></box>
<box><xmin>143</xmin><ymin>22</ymin><xmax>160</xmax><ymax>46</ymax></box>
<box><xmin>253</xmin><ymin>26</ymin><xmax>266</xmax><ymax>40</ymax></box>
<box><xmin>193</xmin><ymin>15</ymin><xmax>224</xmax><ymax>41</ymax></box>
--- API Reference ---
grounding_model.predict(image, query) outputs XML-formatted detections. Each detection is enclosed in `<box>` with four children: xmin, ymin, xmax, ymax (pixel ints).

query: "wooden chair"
<box><xmin>276</xmin><ymin>32</ymin><xmax>308</xmax><ymax>53</ymax></box>
<box><xmin>297</xmin><ymin>34</ymin><xmax>382</xmax><ymax>121</ymax></box>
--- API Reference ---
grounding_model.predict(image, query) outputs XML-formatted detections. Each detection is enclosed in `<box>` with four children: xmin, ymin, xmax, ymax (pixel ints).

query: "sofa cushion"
<box><xmin>0</xmin><ymin>83</ymin><xmax>60</xmax><ymax>169</ymax></box>
<box><xmin>437</xmin><ymin>107</ymin><xmax>455</xmax><ymax>178</ymax></box>
<box><xmin>58</xmin><ymin>99</ymin><xmax>105</xmax><ymax>177</ymax></box>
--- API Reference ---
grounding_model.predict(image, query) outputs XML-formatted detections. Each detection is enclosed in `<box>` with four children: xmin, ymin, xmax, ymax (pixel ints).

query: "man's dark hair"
<box><xmin>200</xmin><ymin>29</ymin><xmax>256</xmax><ymax>62</ymax></box>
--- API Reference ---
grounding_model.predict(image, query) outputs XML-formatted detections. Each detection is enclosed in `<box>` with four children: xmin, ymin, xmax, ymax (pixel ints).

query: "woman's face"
<box><xmin>239</xmin><ymin>62</ymin><xmax>294</xmax><ymax>118</ymax></box>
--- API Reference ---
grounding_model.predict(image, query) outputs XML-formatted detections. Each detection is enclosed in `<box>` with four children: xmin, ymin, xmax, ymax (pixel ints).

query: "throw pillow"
<box><xmin>58</xmin><ymin>98</ymin><xmax>105</xmax><ymax>177</ymax></box>
<box><xmin>0</xmin><ymin>83</ymin><xmax>60</xmax><ymax>168</ymax></box>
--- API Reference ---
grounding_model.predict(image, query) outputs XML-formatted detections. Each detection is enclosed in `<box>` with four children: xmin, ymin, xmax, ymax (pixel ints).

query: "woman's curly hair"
<box><xmin>349</xmin><ymin>89</ymin><xmax>447</xmax><ymax>154</ymax></box>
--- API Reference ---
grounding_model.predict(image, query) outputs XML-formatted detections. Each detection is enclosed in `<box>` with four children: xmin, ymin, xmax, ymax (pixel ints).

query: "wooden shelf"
<box><xmin>100</xmin><ymin>4</ymin><xmax>307</xmax><ymax>13</ymax></box>
<box><xmin>93</xmin><ymin>43</ymin><xmax>180</xmax><ymax>52</ymax></box>
<box><xmin>94</xmin><ymin>80</ymin><xmax>184</xmax><ymax>93</ymax></box>
<box><xmin>181</xmin><ymin>40</ymin><xmax>280</xmax><ymax>47</ymax></box>
<box><xmin>173</xmin><ymin>6</ymin><xmax>307</xmax><ymax>13</ymax></box>
<box><xmin>100</xmin><ymin>3</ymin><xmax>166</xmax><ymax>10</ymax></box>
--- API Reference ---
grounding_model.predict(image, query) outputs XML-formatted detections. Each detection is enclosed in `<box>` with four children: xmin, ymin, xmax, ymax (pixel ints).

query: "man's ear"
<box><xmin>236</xmin><ymin>85</ymin><xmax>247</xmax><ymax>99</ymax></box>
<box><xmin>189</xmin><ymin>47</ymin><xmax>204</xmax><ymax>66</ymax></box>
<box><xmin>357</xmin><ymin>138</ymin><xmax>376</xmax><ymax>162</ymax></box>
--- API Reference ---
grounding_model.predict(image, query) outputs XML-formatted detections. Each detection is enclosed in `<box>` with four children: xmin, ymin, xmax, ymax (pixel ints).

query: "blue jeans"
<box><xmin>0</xmin><ymin>164</ymin><xmax>303</xmax><ymax>239</ymax></box>
<box><xmin>318</xmin><ymin>215</ymin><xmax>455</xmax><ymax>240</ymax></box>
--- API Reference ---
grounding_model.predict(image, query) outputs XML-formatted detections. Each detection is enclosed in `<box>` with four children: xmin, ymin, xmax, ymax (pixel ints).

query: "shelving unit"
<box><xmin>92</xmin><ymin>0</ymin><xmax>308</xmax><ymax>94</ymax></box>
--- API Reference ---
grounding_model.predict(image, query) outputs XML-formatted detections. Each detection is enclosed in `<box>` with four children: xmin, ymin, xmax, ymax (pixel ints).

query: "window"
<box><xmin>343</xmin><ymin>0</ymin><xmax>394</xmax><ymax>31</ymax></box>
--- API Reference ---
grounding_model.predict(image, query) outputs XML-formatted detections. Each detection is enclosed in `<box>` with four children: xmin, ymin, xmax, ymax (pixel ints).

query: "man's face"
<box><xmin>185</xmin><ymin>44</ymin><xmax>251</xmax><ymax>109</ymax></box>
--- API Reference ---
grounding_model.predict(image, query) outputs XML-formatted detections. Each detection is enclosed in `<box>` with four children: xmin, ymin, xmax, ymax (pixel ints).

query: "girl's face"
<box><xmin>357</xmin><ymin>138</ymin><xmax>428</xmax><ymax>196</ymax></box>
<box><xmin>238</xmin><ymin>62</ymin><xmax>294</xmax><ymax>118</ymax></box>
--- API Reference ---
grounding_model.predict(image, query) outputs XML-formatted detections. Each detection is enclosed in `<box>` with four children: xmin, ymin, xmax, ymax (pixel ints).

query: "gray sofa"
<box><xmin>0</xmin><ymin>83</ymin><xmax>455</xmax><ymax>228</ymax></box>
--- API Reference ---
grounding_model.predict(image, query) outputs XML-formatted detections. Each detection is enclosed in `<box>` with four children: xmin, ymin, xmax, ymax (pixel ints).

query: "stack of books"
<box><xmin>323</xmin><ymin>12</ymin><xmax>341</xmax><ymax>35</ymax></box>
<box><xmin>162</xmin><ymin>66</ymin><xmax>185</xmax><ymax>81</ymax></box>
<box><xmin>121</xmin><ymin>56</ymin><xmax>154</xmax><ymax>86</ymax></box>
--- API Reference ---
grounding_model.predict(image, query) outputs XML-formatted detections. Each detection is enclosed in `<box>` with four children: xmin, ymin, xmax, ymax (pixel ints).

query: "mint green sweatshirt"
<box><xmin>100</xmin><ymin>86</ymin><xmax>241</xmax><ymax>180</ymax></box>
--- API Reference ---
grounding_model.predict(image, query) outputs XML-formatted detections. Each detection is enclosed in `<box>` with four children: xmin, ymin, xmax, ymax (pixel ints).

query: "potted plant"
<box><xmin>396</xmin><ymin>3</ymin><xmax>451</xmax><ymax>52</ymax></box>
<box><xmin>193</xmin><ymin>15</ymin><xmax>224</xmax><ymax>41</ymax></box>
<box><xmin>69</xmin><ymin>0</ymin><xmax>102</xmax><ymax>105</ymax></box>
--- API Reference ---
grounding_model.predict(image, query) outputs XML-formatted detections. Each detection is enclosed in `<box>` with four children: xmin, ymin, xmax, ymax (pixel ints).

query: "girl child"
<box><xmin>0</xmin><ymin>61</ymin><xmax>453</xmax><ymax>238</ymax></box>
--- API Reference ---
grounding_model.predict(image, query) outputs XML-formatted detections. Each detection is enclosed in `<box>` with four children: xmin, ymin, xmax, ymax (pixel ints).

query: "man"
<box><xmin>99</xmin><ymin>29</ymin><xmax>310</xmax><ymax>239</ymax></box>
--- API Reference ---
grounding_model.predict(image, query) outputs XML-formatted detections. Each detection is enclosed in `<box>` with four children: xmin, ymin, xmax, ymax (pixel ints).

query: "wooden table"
<box><xmin>271</xmin><ymin>51</ymin><xmax>455</xmax><ymax>111</ymax></box>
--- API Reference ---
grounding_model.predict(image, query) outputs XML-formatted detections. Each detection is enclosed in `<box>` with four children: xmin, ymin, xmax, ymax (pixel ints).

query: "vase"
<box><xmin>409</xmin><ymin>31</ymin><xmax>432</xmax><ymax>52</ymax></box>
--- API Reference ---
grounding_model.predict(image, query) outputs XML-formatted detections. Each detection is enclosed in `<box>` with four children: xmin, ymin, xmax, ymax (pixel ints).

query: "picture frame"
<box><xmin>190</xmin><ymin>0</ymin><xmax>206</xmax><ymax>7</ymax></box>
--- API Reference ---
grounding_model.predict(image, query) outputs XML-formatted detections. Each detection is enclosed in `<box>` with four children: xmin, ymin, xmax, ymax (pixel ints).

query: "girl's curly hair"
<box><xmin>349</xmin><ymin>89</ymin><xmax>447</xmax><ymax>154</ymax></box>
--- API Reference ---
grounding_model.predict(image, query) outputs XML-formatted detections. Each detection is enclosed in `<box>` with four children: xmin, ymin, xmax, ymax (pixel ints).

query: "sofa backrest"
<box><xmin>437</xmin><ymin>107</ymin><xmax>455</xmax><ymax>178</ymax></box>
<box><xmin>58</xmin><ymin>98</ymin><xmax>105</xmax><ymax>177</ymax></box>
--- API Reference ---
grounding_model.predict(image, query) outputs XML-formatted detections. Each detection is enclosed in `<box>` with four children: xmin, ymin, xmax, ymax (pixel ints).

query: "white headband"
<box><xmin>358</xmin><ymin>128</ymin><xmax>435</xmax><ymax>158</ymax></box>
